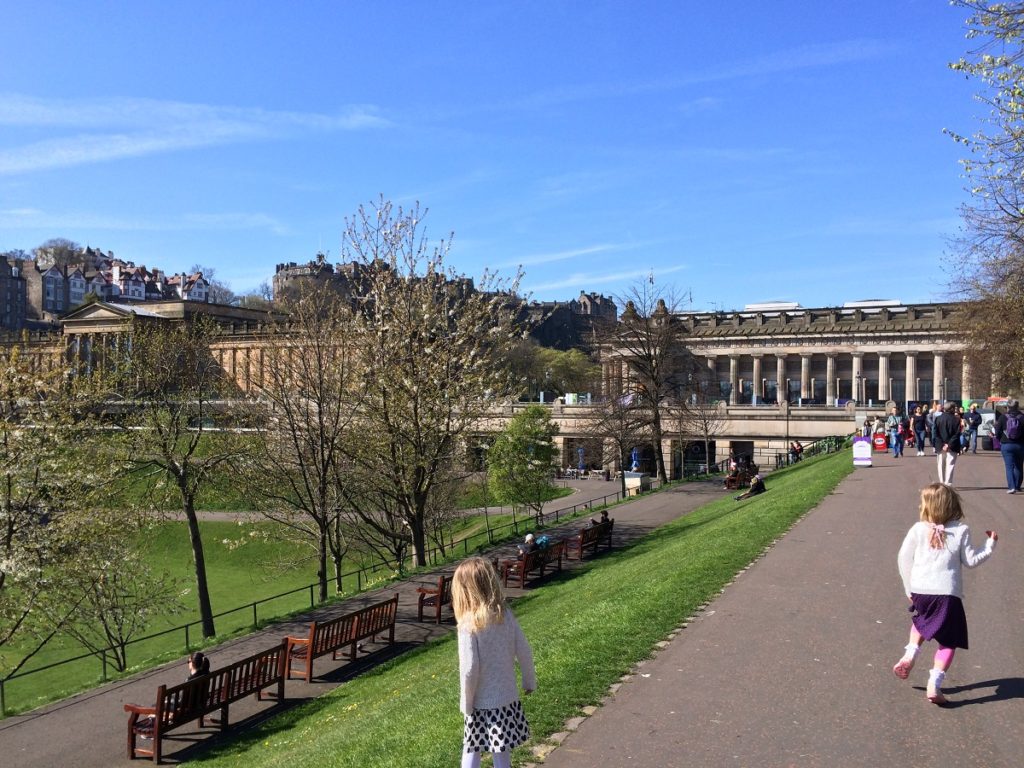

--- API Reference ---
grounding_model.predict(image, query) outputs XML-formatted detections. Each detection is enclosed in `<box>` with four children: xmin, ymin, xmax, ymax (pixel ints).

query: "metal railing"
<box><xmin>0</xmin><ymin>487</ymin><xmax>630</xmax><ymax>715</ymax></box>
<box><xmin>774</xmin><ymin>435</ymin><xmax>848</xmax><ymax>469</ymax></box>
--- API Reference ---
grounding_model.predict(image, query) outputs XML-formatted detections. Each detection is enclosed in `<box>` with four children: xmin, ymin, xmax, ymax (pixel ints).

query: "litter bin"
<box><xmin>872</xmin><ymin>434</ymin><xmax>888</xmax><ymax>452</ymax></box>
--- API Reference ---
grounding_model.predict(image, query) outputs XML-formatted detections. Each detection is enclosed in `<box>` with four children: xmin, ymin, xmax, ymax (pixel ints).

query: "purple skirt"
<box><xmin>910</xmin><ymin>593</ymin><xmax>969</xmax><ymax>649</ymax></box>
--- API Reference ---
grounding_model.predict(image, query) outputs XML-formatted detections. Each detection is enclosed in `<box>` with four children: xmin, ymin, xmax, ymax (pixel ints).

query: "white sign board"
<box><xmin>853</xmin><ymin>436</ymin><xmax>873</xmax><ymax>468</ymax></box>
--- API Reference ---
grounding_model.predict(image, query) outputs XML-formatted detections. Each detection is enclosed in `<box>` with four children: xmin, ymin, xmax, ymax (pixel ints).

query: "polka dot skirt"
<box><xmin>463</xmin><ymin>699</ymin><xmax>530</xmax><ymax>754</ymax></box>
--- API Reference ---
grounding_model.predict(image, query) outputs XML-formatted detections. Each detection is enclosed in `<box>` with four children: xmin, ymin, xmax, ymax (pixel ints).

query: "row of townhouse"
<box><xmin>1</xmin><ymin>246</ymin><xmax>210</xmax><ymax>329</ymax></box>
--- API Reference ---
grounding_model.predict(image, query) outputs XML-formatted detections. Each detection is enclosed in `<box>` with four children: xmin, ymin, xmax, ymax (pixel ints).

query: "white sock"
<box><xmin>902</xmin><ymin>643</ymin><xmax>920</xmax><ymax>660</ymax></box>
<box><xmin>928</xmin><ymin>668</ymin><xmax>945</xmax><ymax>689</ymax></box>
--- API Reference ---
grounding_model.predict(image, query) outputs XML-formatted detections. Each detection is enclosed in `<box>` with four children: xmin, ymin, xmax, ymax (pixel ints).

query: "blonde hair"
<box><xmin>452</xmin><ymin>557</ymin><xmax>506</xmax><ymax>633</ymax></box>
<box><xmin>918</xmin><ymin>483</ymin><xmax>964</xmax><ymax>548</ymax></box>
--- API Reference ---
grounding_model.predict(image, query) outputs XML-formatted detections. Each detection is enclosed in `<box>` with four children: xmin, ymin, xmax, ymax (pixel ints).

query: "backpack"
<box><xmin>1006</xmin><ymin>413</ymin><xmax>1022</xmax><ymax>441</ymax></box>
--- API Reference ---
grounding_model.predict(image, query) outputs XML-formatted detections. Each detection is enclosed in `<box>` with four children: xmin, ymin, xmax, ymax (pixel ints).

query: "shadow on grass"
<box><xmin>165</xmin><ymin>642</ymin><xmax>420</xmax><ymax>764</ymax></box>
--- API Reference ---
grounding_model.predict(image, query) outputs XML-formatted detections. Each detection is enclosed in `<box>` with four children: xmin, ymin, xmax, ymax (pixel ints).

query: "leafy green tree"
<box><xmin>948</xmin><ymin>1</ymin><xmax>1024</xmax><ymax>391</ymax></box>
<box><xmin>0</xmin><ymin>346</ymin><xmax>110</xmax><ymax>679</ymax></box>
<box><xmin>488</xmin><ymin>404</ymin><xmax>559</xmax><ymax>523</ymax></box>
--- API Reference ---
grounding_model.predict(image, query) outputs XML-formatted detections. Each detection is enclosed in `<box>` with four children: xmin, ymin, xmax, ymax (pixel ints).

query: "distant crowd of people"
<box><xmin>861</xmin><ymin>399</ymin><xmax>1023</xmax><ymax>493</ymax></box>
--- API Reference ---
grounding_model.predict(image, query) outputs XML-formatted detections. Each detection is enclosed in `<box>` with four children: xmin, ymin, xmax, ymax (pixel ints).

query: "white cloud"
<box><xmin>0</xmin><ymin>93</ymin><xmax>389</xmax><ymax>175</ymax></box>
<box><xmin>0</xmin><ymin>206</ymin><xmax>288</xmax><ymax>234</ymax></box>
<box><xmin>525</xmin><ymin>264</ymin><xmax>687</xmax><ymax>292</ymax></box>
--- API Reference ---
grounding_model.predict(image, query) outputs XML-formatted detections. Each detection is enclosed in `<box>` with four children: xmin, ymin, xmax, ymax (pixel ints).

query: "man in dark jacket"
<box><xmin>965</xmin><ymin>403</ymin><xmax>983</xmax><ymax>454</ymax></box>
<box><xmin>933</xmin><ymin>401</ymin><xmax>963</xmax><ymax>486</ymax></box>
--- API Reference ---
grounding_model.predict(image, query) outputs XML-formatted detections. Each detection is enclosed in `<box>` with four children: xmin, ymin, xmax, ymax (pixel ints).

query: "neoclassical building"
<box><xmin>601</xmin><ymin>300</ymin><xmax>973</xmax><ymax>408</ymax></box>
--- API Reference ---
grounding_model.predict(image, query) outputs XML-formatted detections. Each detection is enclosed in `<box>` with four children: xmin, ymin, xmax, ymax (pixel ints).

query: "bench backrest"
<box><xmin>310</xmin><ymin>613</ymin><xmax>359</xmax><ymax>656</ymax></box>
<box><xmin>221</xmin><ymin>640</ymin><xmax>287</xmax><ymax>702</ymax></box>
<box><xmin>353</xmin><ymin>594</ymin><xmax>399</xmax><ymax>641</ymax></box>
<box><xmin>582</xmin><ymin>519</ymin><xmax>613</xmax><ymax>544</ymax></box>
<box><xmin>523</xmin><ymin>540</ymin><xmax>564</xmax><ymax>569</ymax></box>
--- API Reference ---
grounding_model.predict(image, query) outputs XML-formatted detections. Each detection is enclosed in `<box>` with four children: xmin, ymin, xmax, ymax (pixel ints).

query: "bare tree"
<box><xmin>605</xmin><ymin>281</ymin><xmax>693</xmax><ymax>482</ymax></box>
<box><xmin>340</xmin><ymin>198</ymin><xmax>524</xmax><ymax>567</ymax></box>
<box><xmin>674</xmin><ymin>368</ymin><xmax>726</xmax><ymax>476</ymax></box>
<box><xmin>106</xmin><ymin>315</ymin><xmax>245</xmax><ymax>638</ymax></box>
<box><xmin>247</xmin><ymin>285</ymin><xmax>359</xmax><ymax>600</ymax></box>
<box><xmin>190</xmin><ymin>264</ymin><xmax>237</xmax><ymax>306</ymax></box>
<box><xmin>59</xmin><ymin>508</ymin><xmax>182</xmax><ymax>672</ymax></box>
<box><xmin>586</xmin><ymin>393</ymin><xmax>650</xmax><ymax>498</ymax></box>
<box><xmin>33</xmin><ymin>238</ymin><xmax>81</xmax><ymax>269</ymax></box>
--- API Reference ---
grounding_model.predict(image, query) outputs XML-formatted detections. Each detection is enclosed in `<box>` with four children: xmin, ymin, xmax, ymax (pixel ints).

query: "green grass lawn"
<box><xmin>187</xmin><ymin>450</ymin><xmax>853</xmax><ymax>768</ymax></box>
<box><xmin>1</xmin><ymin>487</ymin><xmax>603</xmax><ymax>715</ymax></box>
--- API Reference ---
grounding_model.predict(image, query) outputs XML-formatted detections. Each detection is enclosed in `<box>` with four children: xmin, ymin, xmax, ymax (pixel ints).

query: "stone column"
<box><xmin>852</xmin><ymin>352</ymin><xmax>864</xmax><ymax>403</ymax></box>
<box><xmin>800</xmin><ymin>354</ymin><xmax>812</xmax><ymax>400</ymax></box>
<box><xmin>905</xmin><ymin>352</ymin><xmax>917</xmax><ymax>401</ymax></box>
<box><xmin>776</xmin><ymin>354</ymin><xmax>786</xmax><ymax>403</ymax></box>
<box><xmin>961</xmin><ymin>354</ymin><xmax>972</xmax><ymax>401</ymax></box>
<box><xmin>826</xmin><ymin>354</ymin><xmax>836</xmax><ymax>405</ymax></box>
<box><xmin>933</xmin><ymin>352</ymin><xmax>946</xmax><ymax>403</ymax></box>
<box><xmin>878</xmin><ymin>352</ymin><xmax>890</xmax><ymax>401</ymax></box>
<box><xmin>752</xmin><ymin>354</ymin><xmax>763</xmax><ymax>404</ymax></box>
<box><xmin>728</xmin><ymin>355</ymin><xmax>739</xmax><ymax>405</ymax></box>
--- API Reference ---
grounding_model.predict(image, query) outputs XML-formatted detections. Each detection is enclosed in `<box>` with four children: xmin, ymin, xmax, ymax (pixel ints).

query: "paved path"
<box><xmin>541</xmin><ymin>449</ymin><xmax>1024</xmax><ymax>768</ymax></box>
<box><xmin>0</xmin><ymin>476</ymin><xmax>721</xmax><ymax>767</ymax></box>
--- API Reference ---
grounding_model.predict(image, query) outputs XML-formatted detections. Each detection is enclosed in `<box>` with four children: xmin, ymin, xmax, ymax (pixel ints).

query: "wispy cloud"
<box><xmin>0</xmin><ymin>206</ymin><xmax>289</xmax><ymax>234</ymax></box>
<box><xmin>0</xmin><ymin>93</ymin><xmax>389</xmax><ymax>175</ymax></box>
<box><xmin>504</xmin><ymin>243</ymin><xmax>626</xmax><ymax>268</ymax></box>
<box><xmin>525</xmin><ymin>264</ymin><xmax>687</xmax><ymax>293</ymax></box>
<box><xmin>481</xmin><ymin>39</ymin><xmax>896</xmax><ymax>113</ymax></box>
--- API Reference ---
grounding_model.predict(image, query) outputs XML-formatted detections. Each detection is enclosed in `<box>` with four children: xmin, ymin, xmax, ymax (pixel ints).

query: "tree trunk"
<box><xmin>651</xmin><ymin>407</ymin><xmax>668</xmax><ymax>483</ymax></box>
<box><xmin>317</xmin><ymin>524</ymin><xmax>328</xmax><ymax>603</ymax></box>
<box><xmin>411</xmin><ymin>524</ymin><xmax>427</xmax><ymax>568</ymax></box>
<box><xmin>183</xmin><ymin>496</ymin><xmax>216</xmax><ymax>638</ymax></box>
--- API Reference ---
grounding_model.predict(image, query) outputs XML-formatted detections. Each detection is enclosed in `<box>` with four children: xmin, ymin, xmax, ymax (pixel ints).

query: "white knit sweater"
<box><xmin>458</xmin><ymin>608</ymin><xmax>537</xmax><ymax>715</ymax></box>
<box><xmin>897</xmin><ymin>520</ymin><xmax>995</xmax><ymax>599</ymax></box>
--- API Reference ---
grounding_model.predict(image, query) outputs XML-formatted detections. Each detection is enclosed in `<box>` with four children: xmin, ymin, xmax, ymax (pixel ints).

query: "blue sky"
<box><xmin>0</xmin><ymin>1</ymin><xmax>981</xmax><ymax>310</ymax></box>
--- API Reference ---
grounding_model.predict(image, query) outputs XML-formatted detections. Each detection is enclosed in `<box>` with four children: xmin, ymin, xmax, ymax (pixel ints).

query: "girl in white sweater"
<box><xmin>894</xmin><ymin>483</ymin><xmax>997</xmax><ymax>704</ymax></box>
<box><xmin>453</xmin><ymin>557</ymin><xmax>536</xmax><ymax>768</ymax></box>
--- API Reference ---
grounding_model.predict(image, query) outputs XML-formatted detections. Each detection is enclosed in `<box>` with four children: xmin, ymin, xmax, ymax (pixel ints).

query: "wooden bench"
<box><xmin>417</xmin><ymin>574</ymin><xmax>452</xmax><ymax>624</ymax></box>
<box><xmin>565</xmin><ymin>518</ymin><xmax>614</xmax><ymax>560</ymax></box>
<box><xmin>723</xmin><ymin>469</ymin><xmax>751</xmax><ymax>490</ymax></box>
<box><xmin>284</xmin><ymin>593</ymin><xmax>399</xmax><ymax>683</ymax></box>
<box><xmin>124</xmin><ymin>641</ymin><xmax>287</xmax><ymax>763</ymax></box>
<box><xmin>501</xmin><ymin>540</ymin><xmax>566</xmax><ymax>588</ymax></box>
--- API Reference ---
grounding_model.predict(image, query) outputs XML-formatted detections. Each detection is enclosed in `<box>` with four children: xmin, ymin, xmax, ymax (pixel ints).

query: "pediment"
<box><xmin>61</xmin><ymin>301</ymin><xmax>166</xmax><ymax>332</ymax></box>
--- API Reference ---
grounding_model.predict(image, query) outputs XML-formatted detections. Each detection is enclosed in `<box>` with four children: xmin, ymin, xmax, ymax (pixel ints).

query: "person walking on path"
<box><xmin>893</xmin><ymin>484</ymin><xmax>997</xmax><ymax>705</ymax></box>
<box><xmin>933</xmin><ymin>402</ymin><xmax>963</xmax><ymax>486</ymax></box>
<box><xmin>454</xmin><ymin>557</ymin><xmax>536</xmax><ymax>768</ymax></box>
<box><xmin>886</xmin><ymin>406</ymin><xmax>904</xmax><ymax>458</ymax></box>
<box><xmin>965</xmin><ymin>403</ymin><xmax>983</xmax><ymax>454</ymax></box>
<box><xmin>993</xmin><ymin>399</ymin><xmax>1024</xmax><ymax>494</ymax></box>
<box><xmin>910</xmin><ymin>405</ymin><xmax>927</xmax><ymax>457</ymax></box>
<box><xmin>926</xmin><ymin>400</ymin><xmax>941</xmax><ymax>455</ymax></box>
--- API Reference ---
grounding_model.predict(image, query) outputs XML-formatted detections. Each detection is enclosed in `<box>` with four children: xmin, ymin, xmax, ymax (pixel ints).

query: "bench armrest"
<box><xmin>285</xmin><ymin>636</ymin><xmax>310</xmax><ymax>650</ymax></box>
<box><xmin>416</xmin><ymin>586</ymin><xmax>439</xmax><ymax>596</ymax></box>
<box><xmin>124</xmin><ymin>703</ymin><xmax>157</xmax><ymax>715</ymax></box>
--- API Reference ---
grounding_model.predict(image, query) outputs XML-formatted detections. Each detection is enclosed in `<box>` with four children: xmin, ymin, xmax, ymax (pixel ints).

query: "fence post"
<box><xmin>252</xmin><ymin>603</ymin><xmax>258</xmax><ymax>629</ymax></box>
<box><xmin>310</xmin><ymin>584</ymin><xmax>315</xmax><ymax>608</ymax></box>
<box><xmin>357</xmin><ymin>569</ymin><xmax>362</xmax><ymax>592</ymax></box>
<box><xmin>185</xmin><ymin>623</ymin><xmax>191</xmax><ymax>651</ymax></box>
<box><xmin>1</xmin><ymin>678</ymin><xmax>6</xmax><ymax>717</ymax></box>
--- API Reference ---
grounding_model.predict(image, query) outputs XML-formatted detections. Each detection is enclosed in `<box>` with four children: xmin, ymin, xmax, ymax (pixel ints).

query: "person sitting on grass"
<box><xmin>734</xmin><ymin>474</ymin><xmax>766</xmax><ymax>501</ymax></box>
